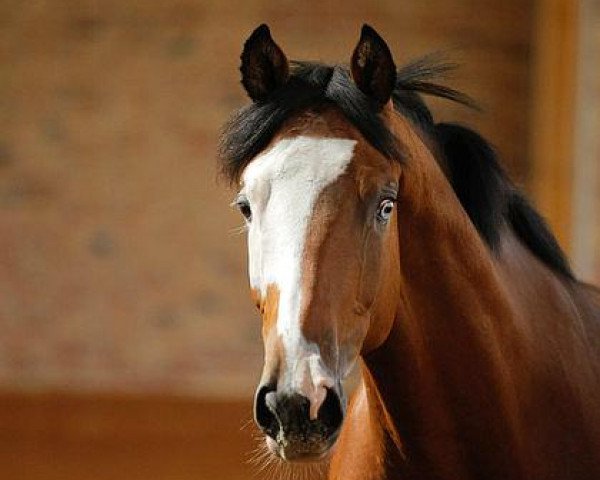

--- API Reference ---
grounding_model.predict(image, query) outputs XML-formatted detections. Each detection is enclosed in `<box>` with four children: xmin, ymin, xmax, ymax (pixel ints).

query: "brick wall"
<box><xmin>0</xmin><ymin>1</ymin><xmax>533</xmax><ymax>396</ymax></box>
<box><xmin>595</xmin><ymin>5</ymin><xmax>600</xmax><ymax>282</ymax></box>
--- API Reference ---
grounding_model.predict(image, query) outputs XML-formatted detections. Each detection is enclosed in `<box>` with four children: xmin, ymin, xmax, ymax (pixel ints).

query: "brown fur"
<box><xmin>249</xmin><ymin>104</ymin><xmax>600</xmax><ymax>479</ymax></box>
<box><xmin>329</xmin><ymin>109</ymin><xmax>600</xmax><ymax>479</ymax></box>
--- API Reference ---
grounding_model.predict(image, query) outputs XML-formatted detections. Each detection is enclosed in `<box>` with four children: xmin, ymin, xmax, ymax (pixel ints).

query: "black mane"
<box><xmin>219</xmin><ymin>61</ymin><xmax>403</xmax><ymax>180</ymax></box>
<box><xmin>219</xmin><ymin>58</ymin><xmax>574</xmax><ymax>279</ymax></box>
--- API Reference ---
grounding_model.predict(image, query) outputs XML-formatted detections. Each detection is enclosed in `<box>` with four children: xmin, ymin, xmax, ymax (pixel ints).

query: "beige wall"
<box><xmin>571</xmin><ymin>0</ymin><xmax>600</xmax><ymax>283</ymax></box>
<box><xmin>0</xmin><ymin>1</ymin><xmax>535</xmax><ymax>397</ymax></box>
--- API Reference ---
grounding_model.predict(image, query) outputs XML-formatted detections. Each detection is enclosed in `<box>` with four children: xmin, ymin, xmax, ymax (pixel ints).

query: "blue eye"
<box><xmin>376</xmin><ymin>198</ymin><xmax>395</xmax><ymax>223</ymax></box>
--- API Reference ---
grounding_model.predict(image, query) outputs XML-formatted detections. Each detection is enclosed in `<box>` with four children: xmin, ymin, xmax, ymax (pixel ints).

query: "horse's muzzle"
<box><xmin>254</xmin><ymin>383</ymin><xmax>344</xmax><ymax>461</ymax></box>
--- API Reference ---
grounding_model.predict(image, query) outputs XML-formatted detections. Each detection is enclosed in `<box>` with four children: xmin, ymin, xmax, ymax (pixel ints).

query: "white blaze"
<box><xmin>242</xmin><ymin>136</ymin><xmax>356</xmax><ymax>417</ymax></box>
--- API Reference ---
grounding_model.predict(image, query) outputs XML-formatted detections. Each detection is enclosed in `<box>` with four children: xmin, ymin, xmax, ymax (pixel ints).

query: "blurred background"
<box><xmin>0</xmin><ymin>1</ymin><xmax>598</xmax><ymax>479</ymax></box>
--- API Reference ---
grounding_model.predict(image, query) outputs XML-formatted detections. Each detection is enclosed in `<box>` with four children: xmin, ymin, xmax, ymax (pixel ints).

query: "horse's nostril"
<box><xmin>317</xmin><ymin>388</ymin><xmax>344</xmax><ymax>437</ymax></box>
<box><xmin>255</xmin><ymin>385</ymin><xmax>344</xmax><ymax>449</ymax></box>
<box><xmin>254</xmin><ymin>384</ymin><xmax>279</xmax><ymax>438</ymax></box>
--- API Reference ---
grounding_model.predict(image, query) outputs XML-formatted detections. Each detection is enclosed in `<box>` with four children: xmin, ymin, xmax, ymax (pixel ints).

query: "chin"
<box><xmin>265</xmin><ymin>435</ymin><xmax>337</xmax><ymax>463</ymax></box>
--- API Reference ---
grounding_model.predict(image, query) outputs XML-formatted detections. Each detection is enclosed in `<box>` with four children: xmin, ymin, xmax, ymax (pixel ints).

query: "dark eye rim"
<box><xmin>235</xmin><ymin>196</ymin><xmax>252</xmax><ymax>221</ymax></box>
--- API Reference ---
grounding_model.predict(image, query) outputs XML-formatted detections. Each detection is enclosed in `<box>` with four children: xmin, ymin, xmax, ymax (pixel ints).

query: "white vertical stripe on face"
<box><xmin>241</xmin><ymin>136</ymin><xmax>356</xmax><ymax>375</ymax></box>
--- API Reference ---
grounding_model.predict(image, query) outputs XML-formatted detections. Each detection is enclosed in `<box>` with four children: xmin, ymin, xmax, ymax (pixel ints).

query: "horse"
<box><xmin>218</xmin><ymin>24</ymin><xmax>600</xmax><ymax>479</ymax></box>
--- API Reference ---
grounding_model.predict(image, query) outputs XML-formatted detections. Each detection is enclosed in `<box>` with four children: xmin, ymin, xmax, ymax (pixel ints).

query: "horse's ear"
<box><xmin>350</xmin><ymin>25</ymin><xmax>396</xmax><ymax>107</ymax></box>
<box><xmin>240</xmin><ymin>24</ymin><xmax>289</xmax><ymax>102</ymax></box>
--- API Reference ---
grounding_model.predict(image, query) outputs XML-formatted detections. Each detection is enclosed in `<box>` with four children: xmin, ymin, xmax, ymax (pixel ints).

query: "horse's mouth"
<box><xmin>265</xmin><ymin>430</ymin><xmax>339</xmax><ymax>463</ymax></box>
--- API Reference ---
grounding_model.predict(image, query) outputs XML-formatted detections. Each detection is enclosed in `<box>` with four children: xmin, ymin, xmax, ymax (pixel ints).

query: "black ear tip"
<box><xmin>242</xmin><ymin>24</ymin><xmax>272</xmax><ymax>61</ymax></box>
<box><xmin>360</xmin><ymin>24</ymin><xmax>376</xmax><ymax>37</ymax></box>
<box><xmin>360</xmin><ymin>24</ymin><xmax>384</xmax><ymax>43</ymax></box>
<box><xmin>246</xmin><ymin>24</ymin><xmax>272</xmax><ymax>44</ymax></box>
<box><xmin>255</xmin><ymin>23</ymin><xmax>271</xmax><ymax>36</ymax></box>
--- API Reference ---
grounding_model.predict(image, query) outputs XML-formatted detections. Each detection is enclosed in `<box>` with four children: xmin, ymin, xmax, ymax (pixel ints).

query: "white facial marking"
<box><xmin>242</xmin><ymin>136</ymin><xmax>356</xmax><ymax>414</ymax></box>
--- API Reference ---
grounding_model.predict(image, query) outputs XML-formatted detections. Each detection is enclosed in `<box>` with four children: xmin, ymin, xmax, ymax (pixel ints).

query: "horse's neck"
<box><xmin>329</xmin><ymin>118</ymin><xmax>600</xmax><ymax>479</ymax></box>
<box><xmin>354</xmin><ymin>192</ymin><xmax>600</xmax><ymax>479</ymax></box>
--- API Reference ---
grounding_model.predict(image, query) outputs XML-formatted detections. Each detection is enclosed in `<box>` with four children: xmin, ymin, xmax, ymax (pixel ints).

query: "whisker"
<box><xmin>240</xmin><ymin>417</ymin><xmax>254</xmax><ymax>431</ymax></box>
<box><xmin>246</xmin><ymin>424</ymin><xmax>330</xmax><ymax>480</ymax></box>
<box><xmin>229</xmin><ymin>224</ymin><xmax>248</xmax><ymax>236</ymax></box>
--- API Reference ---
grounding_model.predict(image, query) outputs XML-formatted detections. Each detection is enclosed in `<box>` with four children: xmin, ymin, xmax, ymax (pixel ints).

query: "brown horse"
<box><xmin>219</xmin><ymin>24</ymin><xmax>600</xmax><ymax>479</ymax></box>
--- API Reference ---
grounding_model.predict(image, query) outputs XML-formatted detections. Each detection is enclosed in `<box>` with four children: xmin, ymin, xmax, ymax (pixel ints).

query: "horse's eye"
<box><xmin>376</xmin><ymin>198</ymin><xmax>395</xmax><ymax>224</ymax></box>
<box><xmin>236</xmin><ymin>197</ymin><xmax>252</xmax><ymax>221</ymax></box>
